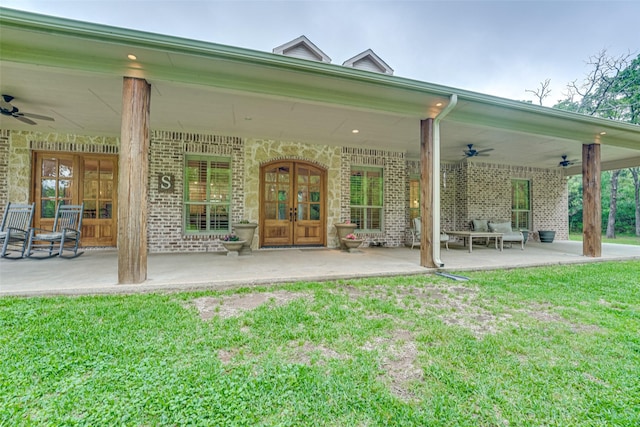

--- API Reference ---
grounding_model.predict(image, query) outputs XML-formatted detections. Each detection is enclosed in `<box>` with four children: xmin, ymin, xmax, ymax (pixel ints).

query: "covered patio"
<box><xmin>2</xmin><ymin>241</ymin><xmax>639</xmax><ymax>297</ymax></box>
<box><xmin>2</xmin><ymin>8</ymin><xmax>640</xmax><ymax>285</ymax></box>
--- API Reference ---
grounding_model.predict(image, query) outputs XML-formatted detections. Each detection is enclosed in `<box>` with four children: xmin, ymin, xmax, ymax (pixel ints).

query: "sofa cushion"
<box><xmin>502</xmin><ymin>232</ymin><xmax>524</xmax><ymax>242</ymax></box>
<box><xmin>488</xmin><ymin>221</ymin><xmax>512</xmax><ymax>233</ymax></box>
<box><xmin>472</xmin><ymin>219</ymin><xmax>489</xmax><ymax>232</ymax></box>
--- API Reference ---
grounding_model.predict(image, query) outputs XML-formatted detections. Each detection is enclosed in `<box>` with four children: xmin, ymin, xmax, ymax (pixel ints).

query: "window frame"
<box><xmin>183</xmin><ymin>155</ymin><xmax>232</xmax><ymax>235</ymax></box>
<box><xmin>511</xmin><ymin>179</ymin><xmax>531</xmax><ymax>231</ymax></box>
<box><xmin>350</xmin><ymin>166</ymin><xmax>384</xmax><ymax>232</ymax></box>
<box><xmin>409</xmin><ymin>175</ymin><xmax>420</xmax><ymax>223</ymax></box>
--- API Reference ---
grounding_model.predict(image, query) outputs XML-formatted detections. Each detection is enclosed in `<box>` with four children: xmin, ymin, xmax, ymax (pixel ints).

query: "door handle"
<box><xmin>293</xmin><ymin>207</ymin><xmax>297</xmax><ymax>222</ymax></box>
<box><xmin>289</xmin><ymin>207</ymin><xmax>293</xmax><ymax>222</ymax></box>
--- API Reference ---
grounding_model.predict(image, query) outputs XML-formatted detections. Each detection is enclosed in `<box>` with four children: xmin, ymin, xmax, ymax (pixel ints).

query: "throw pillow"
<box><xmin>489</xmin><ymin>221</ymin><xmax>512</xmax><ymax>233</ymax></box>
<box><xmin>472</xmin><ymin>219</ymin><xmax>489</xmax><ymax>232</ymax></box>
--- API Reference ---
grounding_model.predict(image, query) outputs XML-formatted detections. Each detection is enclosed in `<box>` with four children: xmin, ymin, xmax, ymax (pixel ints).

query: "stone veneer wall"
<box><xmin>343</xmin><ymin>147</ymin><xmax>406</xmax><ymax>247</ymax></box>
<box><xmin>0</xmin><ymin>128</ymin><xmax>570</xmax><ymax>249</ymax></box>
<box><xmin>0</xmin><ymin>130</ymin><xmax>9</xmax><ymax>211</ymax></box>
<box><xmin>245</xmin><ymin>139</ymin><xmax>342</xmax><ymax>247</ymax></box>
<box><xmin>0</xmin><ymin>129</ymin><xmax>118</xmax><ymax>218</ymax></box>
<box><xmin>148</xmin><ymin>131</ymin><xmax>244</xmax><ymax>253</ymax></box>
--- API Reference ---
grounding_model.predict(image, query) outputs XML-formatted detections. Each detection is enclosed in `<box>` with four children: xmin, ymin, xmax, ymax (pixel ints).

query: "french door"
<box><xmin>33</xmin><ymin>152</ymin><xmax>118</xmax><ymax>247</ymax></box>
<box><xmin>260</xmin><ymin>160</ymin><xmax>326</xmax><ymax>247</ymax></box>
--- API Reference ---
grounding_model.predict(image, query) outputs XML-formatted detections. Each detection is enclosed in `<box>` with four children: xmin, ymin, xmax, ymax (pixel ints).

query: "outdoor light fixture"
<box><xmin>352</xmin><ymin>129</ymin><xmax>359</xmax><ymax>134</ymax></box>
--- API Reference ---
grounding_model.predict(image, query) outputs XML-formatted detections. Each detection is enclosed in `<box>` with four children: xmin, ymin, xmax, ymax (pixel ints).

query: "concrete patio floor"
<box><xmin>1</xmin><ymin>240</ymin><xmax>639</xmax><ymax>297</ymax></box>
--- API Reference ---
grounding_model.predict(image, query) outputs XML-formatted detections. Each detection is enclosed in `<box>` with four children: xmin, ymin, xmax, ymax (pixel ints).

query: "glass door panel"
<box><xmin>82</xmin><ymin>157</ymin><xmax>117</xmax><ymax>245</ymax></box>
<box><xmin>260</xmin><ymin>160</ymin><xmax>326</xmax><ymax>247</ymax></box>
<box><xmin>37</xmin><ymin>155</ymin><xmax>75</xmax><ymax>220</ymax></box>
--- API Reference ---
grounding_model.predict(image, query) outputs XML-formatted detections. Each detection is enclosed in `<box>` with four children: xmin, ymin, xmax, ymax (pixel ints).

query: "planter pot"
<box><xmin>538</xmin><ymin>230</ymin><xmax>556</xmax><ymax>243</ymax></box>
<box><xmin>233</xmin><ymin>222</ymin><xmax>257</xmax><ymax>255</ymax></box>
<box><xmin>335</xmin><ymin>223</ymin><xmax>357</xmax><ymax>250</ymax></box>
<box><xmin>341</xmin><ymin>238</ymin><xmax>363</xmax><ymax>253</ymax></box>
<box><xmin>221</xmin><ymin>240</ymin><xmax>246</xmax><ymax>256</ymax></box>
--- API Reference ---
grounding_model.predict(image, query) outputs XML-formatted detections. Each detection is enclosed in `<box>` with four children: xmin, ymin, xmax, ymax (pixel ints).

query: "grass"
<box><xmin>569</xmin><ymin>232</ymin><xmax>640</xmax><ymax>245</ymax></box>
<box><xmin>2</xmin><ymin>261</ymin><xmax>640</xmax><ymax>426</ymax></box>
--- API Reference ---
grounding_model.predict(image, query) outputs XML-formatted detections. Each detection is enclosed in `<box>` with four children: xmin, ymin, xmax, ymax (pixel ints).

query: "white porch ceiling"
<box><xmin>1</xmin><ymin>8</ymin><xmax>639</xmax><ymax>175</ymax></box>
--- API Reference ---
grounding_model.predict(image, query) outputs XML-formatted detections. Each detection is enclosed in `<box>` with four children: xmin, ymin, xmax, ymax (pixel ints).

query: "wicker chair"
<box><xmin>0</xmin><ymin>202</ymin><xmax>35</xmax><ymax>259</ymax></box>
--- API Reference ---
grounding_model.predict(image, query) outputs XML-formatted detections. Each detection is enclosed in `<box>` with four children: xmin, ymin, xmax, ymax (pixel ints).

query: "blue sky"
<box><xmin>3</xmin><ymin>0</ymin><xmax>639</xmax><ymax>106</ymax></box>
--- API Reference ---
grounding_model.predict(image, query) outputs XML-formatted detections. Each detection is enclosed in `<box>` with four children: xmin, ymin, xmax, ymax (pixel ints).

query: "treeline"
<box><xmin>568</xmin><ymin>171</ymin><xmax>640</xmax><ymax>235</ymax></box>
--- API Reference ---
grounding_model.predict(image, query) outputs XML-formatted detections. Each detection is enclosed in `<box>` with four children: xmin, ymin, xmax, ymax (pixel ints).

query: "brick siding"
<box><xmin>0</xmin><ymin>128</ymin><xmax>570</xmax><ymax>250</ymax></box>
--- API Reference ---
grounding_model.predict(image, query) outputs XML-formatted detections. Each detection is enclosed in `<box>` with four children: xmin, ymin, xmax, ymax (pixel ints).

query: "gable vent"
<box><xmin>273</xmin><ymin>35</ymin><xmax>331</xmax><ymax>63</ymax></box>
<box><xmin>343</xmin><ymin>49</ymin><xmax>393</xmax><ymax>75</ymax></box>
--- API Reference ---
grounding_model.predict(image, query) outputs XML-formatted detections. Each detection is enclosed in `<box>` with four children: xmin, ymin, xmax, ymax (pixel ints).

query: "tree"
<box><xmin>553</xmin><ymin>51</ymin><xmax>640</xmax><ymax>238</ymax></box>
<box><xmin>556</xmin><ymin>50</ymin><xmax>636</xmax><ymax>119</ymax></box>
<box><xmin>525</xmin><ymin>78</ymin><xmax>552</xmax><ymax>105</ymax></box>
<box><xmin>631</xmin><ymin>168</ymin><xmax>640</xmax><ymax>236</ymax></box>
<box><xmin>606</xmin><ymin>170</ymin><xmax>621</xmax><ymax>238</ymax></box>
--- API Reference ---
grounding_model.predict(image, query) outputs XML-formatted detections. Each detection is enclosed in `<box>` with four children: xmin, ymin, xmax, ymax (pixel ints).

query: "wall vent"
<box><xmin>273</xmin><ymin>35</ymin><xmax>331</xmax><ymax>63</ymax></box>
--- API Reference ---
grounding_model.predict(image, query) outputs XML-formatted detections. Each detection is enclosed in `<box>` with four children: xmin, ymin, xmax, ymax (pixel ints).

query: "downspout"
<box><xmin>432</xmin><ymin>94</ymin><xmax>458</xmax><ymax>267</ymax></box>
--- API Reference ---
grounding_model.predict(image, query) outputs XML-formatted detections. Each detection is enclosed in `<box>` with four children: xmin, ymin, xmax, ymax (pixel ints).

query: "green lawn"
<box><xmin>2</xmin><ymin>261</ymin><xmax>639</xmax><ymax>426</ymax></box>
<box><xmin>569</xmin><ymin>232</ymin><xmax>640</xmax><ymax>245</ymax></box>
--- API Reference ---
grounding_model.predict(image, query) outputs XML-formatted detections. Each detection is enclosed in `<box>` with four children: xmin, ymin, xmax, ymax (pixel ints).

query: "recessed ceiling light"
<box><xmin>127</xmin><ymin>54</ymin><xmax>137</xmax><ymax>60</ymax></box>
<box><xmin>600</xmin><ymin>131</ymin><xmax>607</xmax><ymax>135</ymax></box>
<box><xmin>436</xmin><ymin>102</ymin><xmax>443</xmax><ymax>107</ymax></box>
<box><xmin>352</xmin><ymin>129</ymin><xmax>359</xmax><ymax>134</ymax></box>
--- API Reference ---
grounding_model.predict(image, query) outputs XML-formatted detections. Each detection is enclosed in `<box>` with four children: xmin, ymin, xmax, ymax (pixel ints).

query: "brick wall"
<box><xmin>402</xmin><ymin>159</ymin><xmax>568</xmax><ymax>240</ymax></box>
<box><xmin>148</xmin><ymin>131</ymin><xmax>244</xmax><ymax>253</ymax></box>
<box><xmin>450</xmin><ymin>160</ymin><xmax>568</xmax><ymax>239</ymax></box>
<box><xmin>343</xmin><ymin>147</ymin><xmax>406</xmax><ymax>247</ymax></box>
<box><xmin>0</xmin><ymin>127</ymin><xmax>570</xmax><ymax>251</ymax></box>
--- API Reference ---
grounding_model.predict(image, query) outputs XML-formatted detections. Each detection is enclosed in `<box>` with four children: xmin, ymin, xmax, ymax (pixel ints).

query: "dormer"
<box><xmin>342</xmin><ymin>49</ymin><xmax>393</xmax><ymax>75</ymax></box>
<box><xmin>273</xmin><ymin>36</ymin><xmax>331</xmax><ymax>63</ymax></box>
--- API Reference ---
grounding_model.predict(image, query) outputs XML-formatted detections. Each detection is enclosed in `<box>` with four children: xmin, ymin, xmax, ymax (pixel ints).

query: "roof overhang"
<box><xmin>1</xmin><ymin>7</ymin><xmax>639</xmax><ymax>173</ymax></box>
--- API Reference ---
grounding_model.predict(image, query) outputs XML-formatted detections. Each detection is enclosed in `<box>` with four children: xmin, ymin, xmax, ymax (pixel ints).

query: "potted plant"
<box><xmin>232</xmin><ymin>219</ymin><xmax>258</xmax><ymax>255</ymax></box>
<box><xmin>341</xmin><ymin>233</ymin><xmax>364</xmax><ymax>252</ymax></box>
<box><xmin>538</xmin><ymin>230</ymin><xmax>556</xmax><ymax>243</ymax></box>
<box><xmin>335</xmin><ymin>220</ymin><xmax>357</xmax><ymax>250</ymax></box>
<box><xmin>220</xmin><ymin>234</ymin><xmax>246</xmax><ymax>256</ymax></box>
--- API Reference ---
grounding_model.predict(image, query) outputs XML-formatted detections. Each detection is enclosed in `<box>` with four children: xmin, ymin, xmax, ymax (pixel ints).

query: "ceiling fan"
<box><xmin>558</xmin><ymin>155</ymin><xmax>579</xmax><ymax>168</ymax></box>
<box><xmin>0</xmin><ymin>94</ymin><xmax>55</xmax><ymax>125</ymax></box>
<box><xmin>463</xmin><ymin>143</ymin><xmax>493</xmax><ymax>158</ymax></box>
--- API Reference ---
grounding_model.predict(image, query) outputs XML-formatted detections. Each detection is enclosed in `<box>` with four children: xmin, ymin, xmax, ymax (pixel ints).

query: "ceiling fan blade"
<box><xmin>476</xmin><ymin>148</ymin><xmax>494</xmax><ymax>154</ymax></box>
<box><xmin>15</xmin><ymin>115</ymin><xmax>37</xmax><ymax>125</ymax></box>
<box><xmin>20</xmin><ymin>112</ymin><xmax>55</xmax><ymax>121</ymax></box>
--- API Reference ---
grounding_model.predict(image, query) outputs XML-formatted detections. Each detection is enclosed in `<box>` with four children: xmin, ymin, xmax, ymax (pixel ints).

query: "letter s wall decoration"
<box><xmin>158</xmin><ymin>174</ymin><xmax>174</xmax><ymax>193</ymax></box>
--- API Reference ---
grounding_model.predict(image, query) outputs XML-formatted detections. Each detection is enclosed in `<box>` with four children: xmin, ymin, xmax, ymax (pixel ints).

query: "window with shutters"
<box><xmin>184</xmin><ymin>156</ymin><xmax>231</xmax><ymax>234</ymax></box>
<box><xmin>350</xmin><ymin>166</ymin><xmax>383</xmax><ymax>231</ymax></box>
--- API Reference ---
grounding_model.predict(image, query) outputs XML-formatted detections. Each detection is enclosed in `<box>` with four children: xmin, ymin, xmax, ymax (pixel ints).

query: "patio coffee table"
<box><xmin>446</xmin><ymin>231</ymin><xmax>503</xmax><ymax>253</ymax></box>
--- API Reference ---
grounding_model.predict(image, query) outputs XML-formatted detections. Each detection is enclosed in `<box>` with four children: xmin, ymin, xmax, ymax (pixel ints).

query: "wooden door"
<box><xmin>260</xmin><ymin>161</ymin><xmax>326</xmax><ymax>247</ymax></box>
<box><xmin>81</xmin><ymin>157</ymin><xmax>117</xmax><ymax>246</ymax></box>
<box><xmin>33</xmin><ymin>152</ymin><xmax>117</xmax><ymax>247</ymax></box>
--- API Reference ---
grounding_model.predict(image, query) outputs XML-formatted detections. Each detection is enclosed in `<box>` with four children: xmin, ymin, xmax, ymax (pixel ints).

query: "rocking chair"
<box><xmin>26</xmin><ymin>203</ymin><xmax>84</xmax><ymax>259</ymax></box>
<box><xmin>0</xmin><ymin>202</ymin><xmax>35</xmax><ymax>259</ymax></box>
